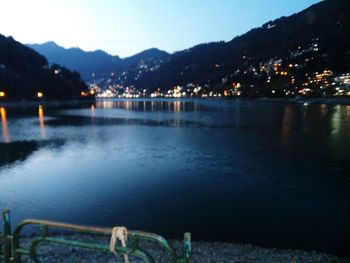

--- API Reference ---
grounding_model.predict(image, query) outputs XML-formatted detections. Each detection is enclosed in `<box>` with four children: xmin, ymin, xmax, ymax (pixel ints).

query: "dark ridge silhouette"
<box><xmin>28</xmin><ymin>42</ymin><xmax>169</xmax><ymax>81</ymax></box>
<box><xmin>0</xmin><ymin>34</ymin><xmax>92</xmax><ymax>100</ymax></box>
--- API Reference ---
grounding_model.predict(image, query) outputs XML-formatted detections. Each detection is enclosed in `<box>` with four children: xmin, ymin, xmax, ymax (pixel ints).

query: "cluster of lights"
<box><xmin>91</xmin><ymin>81</ymin><xmax>244</xmax><ymax>98</ymax></box>
<box><xmin>315</xmin><ymin>70</ymin><xmax>333</xmax><ymax>82</ymax></box>
<box><xmin>301</xmin><ymin>70</ymin><xmax>333</xmax><ymax>88</ymax></box>
<box><xmin>298</xmin><ymin>88</ymin><xmax>312</xmax><ymax>95</ymax></box>
<box><xmin>94</xmin><ymin>84</ymin><xmax>148</xmax><ymax>98</ymax></box>
<box><xmin>166</xmin><ymin>86</ymin><xmax>185</xmax><ymax>98</ymax></box>
<box><xmin>97</xmin><ymin>90</ymin><xmax>114</xmax><ymax>98</ymax></box>
<box><xmin>273</xmin><ymin>63</ymin><xmax>280</xmax><ymax>72</ymax></box>
<box><xmin>332</xmin><ymin>73</ymin><xmax>350</xmax><ymax>97</ymax></box>
<box><xmin>335</xmin><ymin>73</ymin><xmax>350</xmax><ymax>84</ymax></box>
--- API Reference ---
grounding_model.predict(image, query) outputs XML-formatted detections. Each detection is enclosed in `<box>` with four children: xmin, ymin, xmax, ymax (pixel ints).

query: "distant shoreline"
<box><xmin>0</xmin><ymin>97</ymin><xmax>350</xmax><ymax>107</ymax></box>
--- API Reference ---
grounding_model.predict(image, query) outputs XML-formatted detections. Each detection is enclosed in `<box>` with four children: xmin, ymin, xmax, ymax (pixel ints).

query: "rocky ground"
<box><xmin>10</xmin><ymin>234</ymin><xmax>349</xmax><ymax>263</ymax></box>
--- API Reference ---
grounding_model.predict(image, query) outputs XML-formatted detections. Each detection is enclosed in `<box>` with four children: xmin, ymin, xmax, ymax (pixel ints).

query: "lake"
<box><xmin>0</xmin><ymin>98</ymin><xmax>349</xmax><ymax>257</ymax></box>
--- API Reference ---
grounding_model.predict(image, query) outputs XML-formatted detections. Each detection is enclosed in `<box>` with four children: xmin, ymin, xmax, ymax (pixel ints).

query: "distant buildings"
<box><xmin>87</xmin><ymin>38</ymin><xmax>350</xmax><ymax>99</ymax></box>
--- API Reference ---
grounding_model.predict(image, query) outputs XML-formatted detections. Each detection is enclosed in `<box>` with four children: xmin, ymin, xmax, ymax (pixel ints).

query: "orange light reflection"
<box><xmin>174</xmin><ymin>101</ymin><xmax>181</xmax><ymax>112</ymax></box>
<box><xmin>38</xmin><ymin>105</ymin><xmax>46</xmax><ymax>138</ymax></box>
<box><xmin>1</xmin><ymin>107</ymin><xmax>10</xmax><ymax>143</ymax></box>
<box><xmin>281</xmin><ymin>105</ymin><xmax>294</xmax><ymax>143</ymax></box>
<box><xmin>91</xmin><ymin>104</ymin><xmax>96</xmax><ymax>117</ymax></box>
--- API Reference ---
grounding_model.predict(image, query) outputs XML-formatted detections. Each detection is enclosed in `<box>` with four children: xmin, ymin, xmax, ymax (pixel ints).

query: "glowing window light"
<box><xmin>37</xmin><ymin>92</ymin><xmax>43</xmax><ymax>98</ymax></box>
<box><xmin>0</xmin><ymin>91</ymin><xmax>5</xmax><ymax>97</ymax></box>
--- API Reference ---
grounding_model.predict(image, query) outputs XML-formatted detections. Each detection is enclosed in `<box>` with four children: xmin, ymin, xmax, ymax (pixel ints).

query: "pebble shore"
<box><xmin>15</xmin><ymin>235</ymin><xmax>350</xmax><ymax>263</ymax></box>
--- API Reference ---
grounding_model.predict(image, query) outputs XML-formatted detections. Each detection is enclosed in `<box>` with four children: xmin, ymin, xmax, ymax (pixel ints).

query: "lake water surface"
<box><xmin>0</xmin><ymin>99</ymin><xmax>349</xmax><ymax>256</ymax></box>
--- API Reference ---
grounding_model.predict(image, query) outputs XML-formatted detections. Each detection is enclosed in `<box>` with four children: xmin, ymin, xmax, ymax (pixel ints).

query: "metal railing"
<box><xmin>1</xmin><ymin>210</ymin><xmax>191</xmax><ymax>263</ymax></box>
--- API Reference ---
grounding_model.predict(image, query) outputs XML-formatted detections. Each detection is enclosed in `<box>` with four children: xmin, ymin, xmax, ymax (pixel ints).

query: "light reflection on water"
<box><xmin>329</xmin><ymin>105</ymin><xmax>350</xmax><ymax>145</ymax></box>
<box><xmin>281</xmin><ymin>105</ymin><xmax>294</xmax><ymax>143</ymax></box>
<box><xmin>0</xmin><ymin>98</ymin><xmax>349</xmax><ymax>257</ymax></box>
<box><xmin>95</xmin><ymin>99</ymin><xmax>195</xmax><ymax>113</ymax></box>
<box><xmin>1</xmin><ymin>107</ymin><xmax>10</xmax><ymax>143</ymax></box>
<box><xmin>38</xmin><ymin>105</ymin><xmax>46</xmax><ymax>139</ymax></box>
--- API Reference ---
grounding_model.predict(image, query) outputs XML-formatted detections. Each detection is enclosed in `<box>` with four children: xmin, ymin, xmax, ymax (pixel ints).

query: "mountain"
<box><xmin>134</xmin><ymin>0</ymin><xmax>350</xmax><ymax>95</ymax></box>
<box><xmin>0</xmin><ymin>34</ymin><xmax>91</xmax><ymax>100</ymax></box>
<box><xmin>27</xmin><ymin>0</ymin><xmax>350</xmax><ymax>97</ymax></box>
<box><xmin>27</xmin><ymin>41</ymin><xmax>123</xmax><ymax>81</ymax></box>
<box><xmin>123</xmin><ymin>48</ymin><xmax>169</xmax><ymax>66</ymax></box>
<box><xmin>28</xmin><ymin>42</ymin><xmax>169</xmax><ymax>83</ymax></box>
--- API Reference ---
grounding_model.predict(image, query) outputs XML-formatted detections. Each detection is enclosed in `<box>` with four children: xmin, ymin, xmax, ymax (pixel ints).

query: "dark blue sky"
<box><xmin>0</xmin><ymin>0</ymin><xmax>321</xmax><ymax>57</ymax></box>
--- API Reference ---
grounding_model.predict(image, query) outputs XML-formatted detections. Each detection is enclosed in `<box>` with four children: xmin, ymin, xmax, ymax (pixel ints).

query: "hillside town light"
<box><xmin>37</xmin><ymin>92</ymin><xmax>43</xmax><ymax>98</ymax></box>
<box><xmin>0</xmin><ymin>91</ymin><xmax>5</xmax><ymax>97</ymax></box>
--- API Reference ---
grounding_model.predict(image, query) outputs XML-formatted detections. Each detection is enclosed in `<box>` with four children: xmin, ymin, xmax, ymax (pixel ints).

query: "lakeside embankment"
<box><xmin>18</xmin><ymin>235</ymin><xmax>350</xmax><ymax>263</ymax></box>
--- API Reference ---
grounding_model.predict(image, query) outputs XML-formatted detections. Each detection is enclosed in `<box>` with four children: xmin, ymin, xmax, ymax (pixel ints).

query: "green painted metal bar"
<box><xmin>0</xmin><ymin>227</ymin><xmax>4</xmax><ymax>262</ymax></box>
<box><xmin>12</xmin><ymin>219</ymin><xmax>182</xmax><ymax>262</ymax></box>
<box><xmin>2</xmin><ymin>211</ymin><xmax>11</xmax><ymax>263</ymax></box>
<box><xmin>1</xmin><ymin>210</ymin><xmax>191</xmax><ymax>263</ymax></box>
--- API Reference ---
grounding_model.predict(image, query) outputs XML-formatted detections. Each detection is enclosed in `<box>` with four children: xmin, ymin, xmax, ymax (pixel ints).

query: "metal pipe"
<box><xmin>2</xmin><ymin>211</ymin><xmax>191</xmax><ymax>263</ymax></box>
